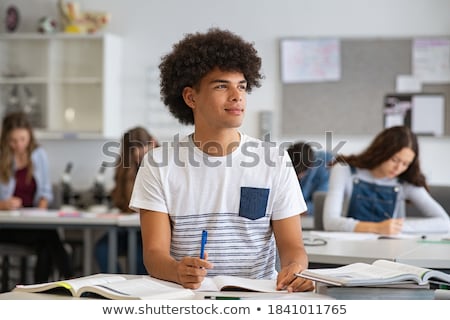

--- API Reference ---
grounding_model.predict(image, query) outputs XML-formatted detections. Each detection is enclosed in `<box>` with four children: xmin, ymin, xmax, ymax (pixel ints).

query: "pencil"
<box><xmin>204</xmin><ymin>296</ymin><xmax>241</xmax><ymax>300</ymax></box>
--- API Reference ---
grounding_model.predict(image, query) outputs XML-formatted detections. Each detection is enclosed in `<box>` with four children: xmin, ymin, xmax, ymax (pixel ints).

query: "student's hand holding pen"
<box><xmin>356</xmin><ymin>217</ymin><xmax>404</xmax><ymax>234</ymax></box>
<box><xmin>175</xmin><ymin>231</ymin><xmax>212</xmax><ymax>289</ymax></box>
<box><xmin>377</xmin><ymin>218</ymin><xmax>404</xmax><ymax>235</ymax></box>
<box><xmin>276</xmin><ymin>262</ymin><xmax>314</xmax><ymax>292</ymax></box>
<box><xmin>176</xmin><ymin>253</ymin><xmax>213</xmax><ymax>289</ymax></box>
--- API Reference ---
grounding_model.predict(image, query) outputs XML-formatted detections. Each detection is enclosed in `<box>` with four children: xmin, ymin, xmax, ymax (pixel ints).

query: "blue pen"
<box><xmin>200</xmin><ymin>230</ymin><xmax>208</xmax><ymax>259</ymax></box>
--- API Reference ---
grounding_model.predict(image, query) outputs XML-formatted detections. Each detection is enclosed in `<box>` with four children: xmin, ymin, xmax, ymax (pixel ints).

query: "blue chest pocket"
<box><xmin>239</xmin><ymin>187</ymin><xmax>270</xmax><ymax>220</ymax></box>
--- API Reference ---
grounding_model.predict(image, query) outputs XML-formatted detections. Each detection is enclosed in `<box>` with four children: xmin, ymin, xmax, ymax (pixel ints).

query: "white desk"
<box><xmin>305</xmin><ymin>238</ymin><xmax>420</xmax><ymax>265</ymax></box>
<box><xmin>303</xmin><ymin>231</ymin><xmax>450</xmax><ymax>270</ymax></box>
<box><xmin>396</xmin><ymin>241</ymin><xmax>450</xmax><ymax>269</ymax></box>
<box><xmin>0</xmin><ymin>209</ymin><xmax>120</xmax><ymax>275</ymax></box>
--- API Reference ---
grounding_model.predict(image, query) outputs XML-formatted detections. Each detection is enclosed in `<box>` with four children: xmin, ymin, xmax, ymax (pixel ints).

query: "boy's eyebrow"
<box><xmin>209</xmin><ymin>79</ymin><xmax>247</xmax><ymax>84</ymax></box>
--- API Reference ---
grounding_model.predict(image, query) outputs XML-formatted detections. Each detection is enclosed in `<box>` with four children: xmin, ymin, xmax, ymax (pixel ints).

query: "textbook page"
<box><xmin>15</xmin><ymin>274</ymin><xmax>127</xmax><ymax>295</ymax></box>
<box><xmin>197</xmin><ymin>276</ymin><xmax>282</xmax><ymax>293</ymax></box>
<box><xmin>16</xmin><ymin>275</ymin><xmax>195</xmax><ymax>299</ymax></box>
<box><xmin>372</xmin><ymin>260</ymin><xmax>450</xmax><ymax>283</ymax></box>
<box><xmin>79</xmin><ymin>278</ymin><xmax>195</xmax><ymax>299</ymax></box>
<box><xmin>297</xmin><ymin>262</ymin><xmax>422</xmax><ymax>286</ymax></box>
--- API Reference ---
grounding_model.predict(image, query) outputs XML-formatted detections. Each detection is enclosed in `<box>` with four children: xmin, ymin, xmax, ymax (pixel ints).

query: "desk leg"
<box><xmin>127</xmin><ymin>228</ymin><xmax>137</xmax><ymax>274</ymax></box>
<box><xmin>83</xmin><ymin>229</ymin><xmax>92</xmax><ymax>276</ymax></box>
<box><xmin>107</xmin><ymin>228</ymin><xmax>118</xmax><ymax>273</ymax></box>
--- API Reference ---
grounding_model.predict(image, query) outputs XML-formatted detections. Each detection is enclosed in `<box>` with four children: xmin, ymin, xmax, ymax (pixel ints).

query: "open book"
<box><xmin>197</xmin><ymin>275</ymin><xmax>281</xmax><ymax>292</ymax></box>
<box><xmin>296</xmin><ymin>260</ymin><xmax>450</xmax><ymax>287</ymax></box>
<box><xmin>14</xmin><ymin>274</ymin><xmax>194</xmax><ymax>300</ymax></box>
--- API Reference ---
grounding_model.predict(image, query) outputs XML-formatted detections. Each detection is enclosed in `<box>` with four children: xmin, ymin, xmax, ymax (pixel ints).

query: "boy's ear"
<box><xmin>182</xmin><ymin>87</ymin><xmax>196</xmax><ymax>109</ymax></box>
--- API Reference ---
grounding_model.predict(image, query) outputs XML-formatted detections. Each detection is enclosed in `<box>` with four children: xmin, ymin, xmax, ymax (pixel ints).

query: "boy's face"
<box><xmin>183</xmin><ymin>68</ymin><xmax>247</xmax><ymax>132</ymax></box>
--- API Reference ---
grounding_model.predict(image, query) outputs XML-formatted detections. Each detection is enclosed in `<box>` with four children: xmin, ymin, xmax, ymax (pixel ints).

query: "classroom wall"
<box><xmin>2</xmin><ymin>0</ymin><xmax>450</xmax><ymax>189</ymax></box>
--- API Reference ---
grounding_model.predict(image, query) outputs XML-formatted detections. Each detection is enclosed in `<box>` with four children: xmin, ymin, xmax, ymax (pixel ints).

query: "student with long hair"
<box><xmin>323</xmin><ymin>125</ymin><xmax>450</xmax><ymax>234</ymax></box>
<box><xmin>0</xmin><ymin>111</ymin><xmax>73</xmax><ymax>283</ymax></box>
<box><xmin>94</xmin><ymin>126</ymin><xmax>158</xmax><ymax>273</ymax></box>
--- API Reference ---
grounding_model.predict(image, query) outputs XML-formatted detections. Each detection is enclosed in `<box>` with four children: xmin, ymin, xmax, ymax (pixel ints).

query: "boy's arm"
<box><xmin>140</xmin><ymin>209</ymin><xmax>212</xmax><ymax>289</ymax></box>
<box><xmin>272</xmin><ymin>214</ymin><xmax>314</xmax><ymax>292</ymax></box>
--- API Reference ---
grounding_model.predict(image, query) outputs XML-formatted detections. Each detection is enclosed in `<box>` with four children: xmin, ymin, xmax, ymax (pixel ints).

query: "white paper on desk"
<box><xmin>308</xmin><ymin>231</ymin><xmax>379</xmax><ymax>240</ymax></box>
<box><xmin>0</xmin><ymin>210</ymin><xmax>20</xmax><ymax>216</ymax></box>
<box><xmin>19</xmin><ymin>208</ymin><xmax>58</xmax><ymax>217</ymax></box>
<box><xmin>309</xmin><ymin>231</ymin><xmax>421</xmax><ymax>240</ymax></box>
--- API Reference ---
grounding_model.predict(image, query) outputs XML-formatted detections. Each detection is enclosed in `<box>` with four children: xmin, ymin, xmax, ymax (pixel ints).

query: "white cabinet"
<box><xmin>0</xmin><ymin>33</ymin><xmax>122</xmax><ymax>138</ymax></box>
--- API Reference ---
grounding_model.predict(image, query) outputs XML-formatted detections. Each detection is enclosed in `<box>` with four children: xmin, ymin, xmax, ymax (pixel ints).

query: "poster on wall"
<box><xmin>280</xmin><ymin>38</ymin><xmax>341</xmax><ymax>84</ymax></box>
<box><xmin>413</xmin><ymin>38</ymin><xmax>450</xmax><ymax>83</ymax></box>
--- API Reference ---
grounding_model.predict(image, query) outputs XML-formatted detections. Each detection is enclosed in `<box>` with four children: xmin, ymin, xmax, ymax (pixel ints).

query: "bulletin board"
<box><xmin>280</xmin><ymin>37</ymin><xmax>450</xmax><ymax>136</ymax></box>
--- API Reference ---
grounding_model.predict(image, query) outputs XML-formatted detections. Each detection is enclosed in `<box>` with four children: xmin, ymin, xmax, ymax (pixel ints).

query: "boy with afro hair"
<box><xmin>131</xmin><ymin>28</ymin><xmax>313</xmax><ymax>292</ymax></box>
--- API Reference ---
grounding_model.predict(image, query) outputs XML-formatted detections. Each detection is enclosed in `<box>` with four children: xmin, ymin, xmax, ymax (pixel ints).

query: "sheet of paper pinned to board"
<box><xmin>413</xmin><ymin>38</ymin><xmax>450</xmax><ymax>84</ymax></box>
<box><xmin>396</xmin><ymin>75</ymin><xmax>422</xmax><ymax>93</ymax></box>
<box><xmin>411</xmin><ymin>94</ymin><xmax>445</xmax><ymax>136</ymax></box>
<box><xmin>280</xmin><ymin>38</ymin><xmax>341</xmax><ymax>83</ymax></box>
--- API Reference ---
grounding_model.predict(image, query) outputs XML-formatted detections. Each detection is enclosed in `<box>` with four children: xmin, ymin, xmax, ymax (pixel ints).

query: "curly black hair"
<box><xmin>159</xmin><ymin>28</ymin><xmax>264</xmax><ymax>125</ymax></box>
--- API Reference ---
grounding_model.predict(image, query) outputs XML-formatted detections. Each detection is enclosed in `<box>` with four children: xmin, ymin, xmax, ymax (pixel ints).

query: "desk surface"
<box><xmin>396</xmin><ymin>241</ymin><xmax>450</xmax><ymax>269</ymax></box>
<box><xmin>305</xmin><ymin>238</ymin><xmax>419</xmax><ymax>265</ymax></box>
<box><xmin>0</xmin><ymin>209</ymin><xmax>119</xmax><ymax>227</ymax></box>
<box><xmin>0</xmin><ymin>290</ymin><xmax>331</xmax><ymax>300</ymax></box>
<box><xmin>304</xmin><ymin>231</ymin><xmax>450</xmax><ymax>269</ymax></box>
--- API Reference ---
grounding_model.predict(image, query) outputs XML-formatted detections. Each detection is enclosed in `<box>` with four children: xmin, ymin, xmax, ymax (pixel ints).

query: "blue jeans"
<box><xmin>94</xmin><ymin>230</ymin><xmax>146</xmax><ymax>274</ymax></box>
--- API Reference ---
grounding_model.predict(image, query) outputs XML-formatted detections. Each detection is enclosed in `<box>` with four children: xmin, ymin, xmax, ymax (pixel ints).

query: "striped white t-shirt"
<box><xmin>130</xmin><ymin>133</ymin><xmax>306</xmax><ymax>279</ymax></box>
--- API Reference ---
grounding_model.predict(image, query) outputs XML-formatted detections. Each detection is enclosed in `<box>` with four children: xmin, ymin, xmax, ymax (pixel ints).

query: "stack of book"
<box><xmin>296</xmin><ymin>259</ymin><xmax>450</xmax><ymax>300</ymax></box>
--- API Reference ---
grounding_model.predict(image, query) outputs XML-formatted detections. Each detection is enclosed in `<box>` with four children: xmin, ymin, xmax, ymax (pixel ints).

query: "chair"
<box><xmin>312</xmin><ymin>191</ymin><xmax>327</xmax><ymax>230</ymax></box>
<box><xmin>1</xmin><ymin>184</ymin><xmax>68</xmax><ymax>293</ymax></box>
<box><xmin>0</xmin><ymin>244</ymin><xmax>35</xmax><ymax>293</ymax></box>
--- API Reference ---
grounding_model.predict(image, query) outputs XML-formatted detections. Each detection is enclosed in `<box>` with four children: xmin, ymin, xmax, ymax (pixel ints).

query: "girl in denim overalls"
<box><xmin>323</xmin><ymin>126</ymin><xmax>450</xmax><ymax>234</ymax></box>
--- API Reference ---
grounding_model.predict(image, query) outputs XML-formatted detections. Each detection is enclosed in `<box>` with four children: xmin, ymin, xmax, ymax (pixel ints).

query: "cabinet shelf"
<box><xmin>55</xmin><ymin>78</ymin><xmax>103</xmax><ymax>84</ymax></box>
<box><xmin>0</xmin><ymin>33</ymin><xmax>122</xmax><ymax>138</ymax></box>
<box><xmin>0</xmin><ymin>33</ymin><xmax>109</xmax><ymax>40</ymax></box>
<box><xmin>0</xmin><ymin>77</ymin><xmax>49</xmax><ymax>84</ymax></box>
